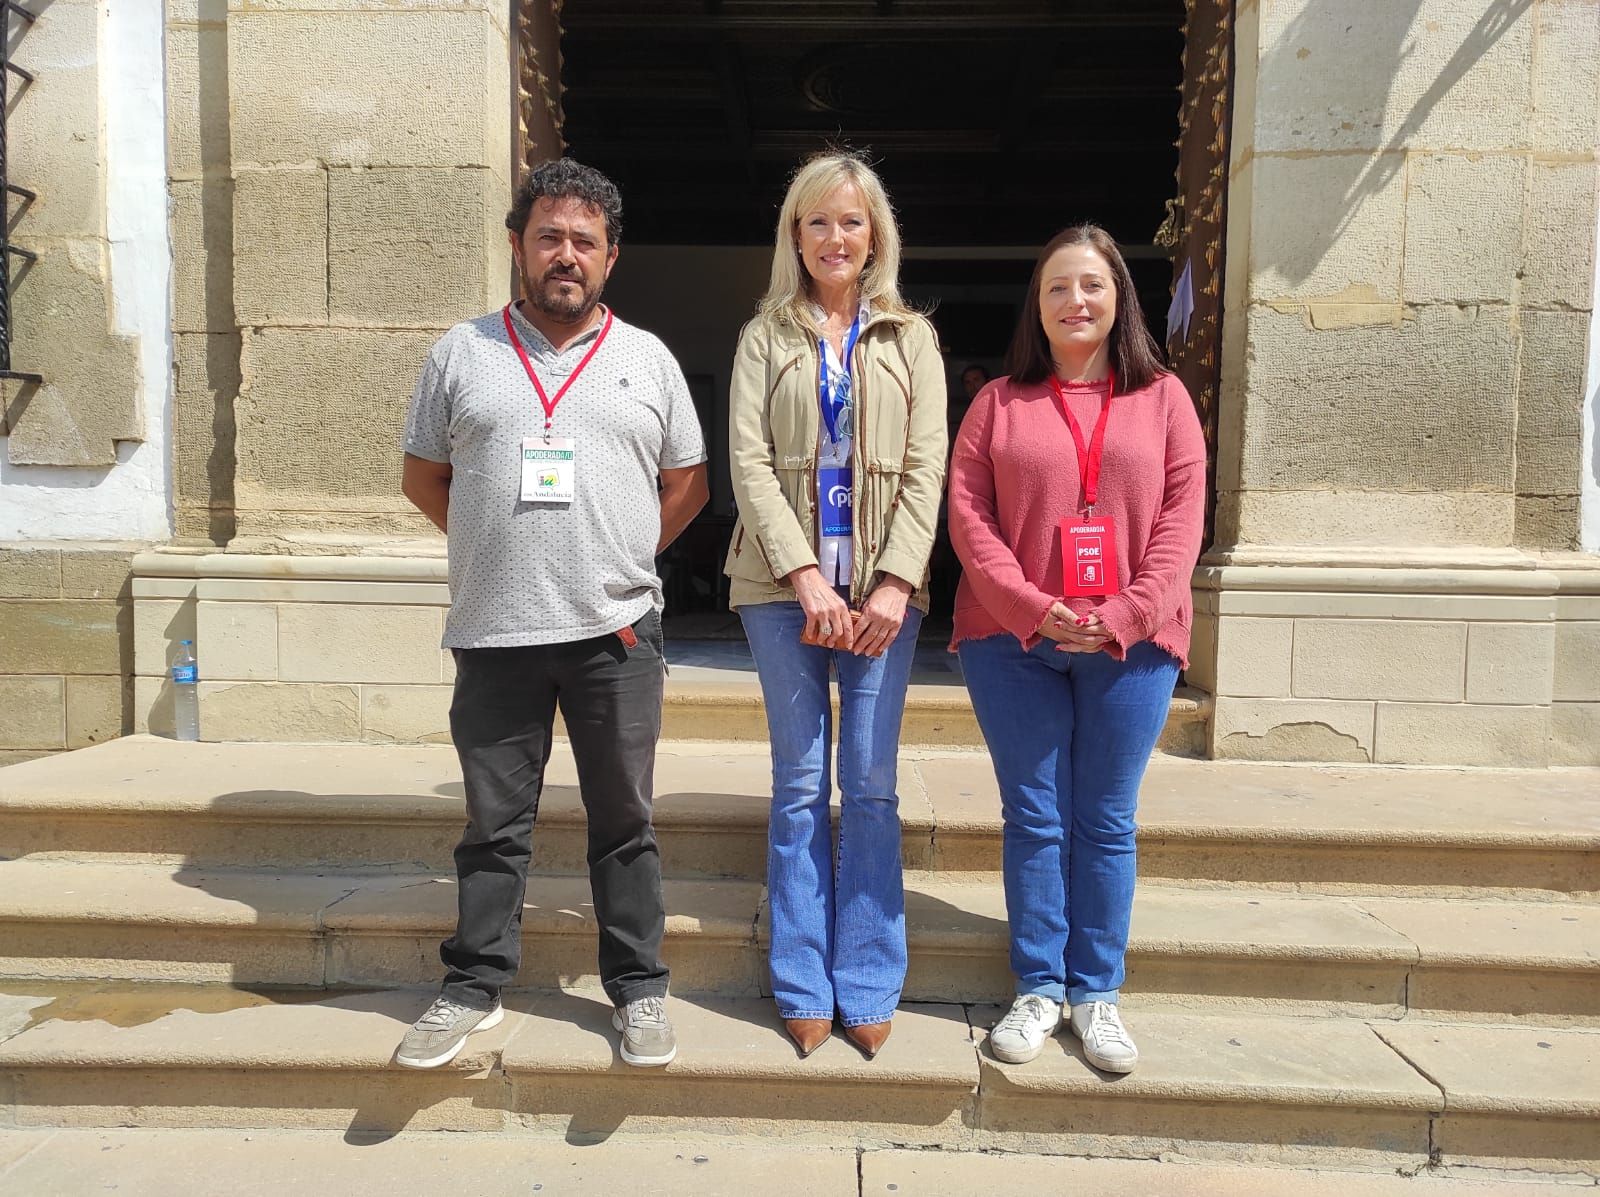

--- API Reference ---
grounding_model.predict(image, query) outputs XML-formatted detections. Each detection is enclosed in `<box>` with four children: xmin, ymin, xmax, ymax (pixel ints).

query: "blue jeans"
<box><xmin>958</xmin><ymin>634</ymin><xmax>1179</xmax><ymax>1006</ymax></box>
<box><xmin>739</xmin><ymin>599</ymin><xmax>923</xmax><ymax>1026</ymax></box>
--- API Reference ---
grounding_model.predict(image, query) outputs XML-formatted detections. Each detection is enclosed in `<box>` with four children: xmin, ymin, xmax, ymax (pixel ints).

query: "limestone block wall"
<box><xmin>1219</xmin><ymin>0</ymin><xmax>1600</xmax><ymax>552</ymax></box>
<box><xmin>1552</xmin><ymin>561</ymin><xmax>1600</xmax><ymax>764</ymax></box>
<box><xmin>133</xmin><ymin>553</ymin><xmax>454</xmax><ymax>743</ymax></box>
<box><xmin>0</xmin><ymin>0</ymin><xmax>143</xmax><ymax>468</ymax></box>
<box><xmin>167</xmin><ymin>0</ymin><xmax>241</xmax><ymax>543</ymax></box>
<box><xmin>1192</xmin><ymin>1</ymin><xmax>1600</xmax><ymax>766</ymax></box>
<box><xmin>1190</xmin><ymin>553</ymin><xmax>1600</xmax><ymax>767</ymax></box>
<box><xmin>166</xmin><ymin>0</ymin><xmax>514</xmax><ymax>544</ymax></box>
<box><xmin>0</xmin><ymin>547</ymin><xmax>137</xmax><ymax>764</ymax></box>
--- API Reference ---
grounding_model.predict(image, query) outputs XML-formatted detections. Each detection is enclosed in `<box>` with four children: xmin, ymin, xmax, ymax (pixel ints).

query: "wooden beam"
<box><xmin>563</xmin><ymin>5</ymin><xmax>1178</xmax><ymax>39</ymax></box>
<box><xmin>583</xmin><ymin>131</ymin><xmax>1167</xmax><ymax>159</ymax></box>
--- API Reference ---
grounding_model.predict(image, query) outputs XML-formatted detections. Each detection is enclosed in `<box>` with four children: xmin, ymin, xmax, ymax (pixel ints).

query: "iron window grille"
<box><xmin>1</xmin><ymin>0</ymin><xmax>41</xmax><ymax>385</ymax></box>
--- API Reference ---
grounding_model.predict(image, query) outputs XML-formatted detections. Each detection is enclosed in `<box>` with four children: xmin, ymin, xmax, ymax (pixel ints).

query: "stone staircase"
<box><xmin>0</xmin><ymin>736</ymin><xmax>1596</xmax><ymax>1187</ymax></box>
<box><xmin>653</xmin><ymin>675</ymin><xmax>1212</xmax><ymax>755</ymax></box>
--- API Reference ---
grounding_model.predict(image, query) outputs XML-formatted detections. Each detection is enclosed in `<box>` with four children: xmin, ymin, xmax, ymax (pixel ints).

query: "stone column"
<box><xmin>222</xmin><ymin>0</ymin><xmax>513</xmax><ymax>543</ymax></box>
<box><xmin>1199</xmin><ymin>0</ymin><xmax>1600</xmax><ymax>765</ymax></box>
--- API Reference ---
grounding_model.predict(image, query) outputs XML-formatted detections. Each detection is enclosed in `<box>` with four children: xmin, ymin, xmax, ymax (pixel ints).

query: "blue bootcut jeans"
<box><xmin>739</xmin><ymin>598</ymin><xmax>923</xmax><ymax>1027</ymax></box>
<box><xmin>957</xmin><ymin>633</ymin><xmax>1179</xmax><ymax>1007</ymax></box>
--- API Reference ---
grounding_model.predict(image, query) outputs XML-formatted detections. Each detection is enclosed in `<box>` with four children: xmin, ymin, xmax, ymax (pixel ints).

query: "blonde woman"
<box><xmin>725</xmin><ymin>153</ymin><xmax>946</xmax><ymax>1059</ymax></box>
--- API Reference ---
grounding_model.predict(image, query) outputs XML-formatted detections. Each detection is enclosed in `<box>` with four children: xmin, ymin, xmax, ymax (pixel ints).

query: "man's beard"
<box><xmin>523</xmin><ymin>266</ymin><xmax>603</xmax><ymax>324</ymax></box>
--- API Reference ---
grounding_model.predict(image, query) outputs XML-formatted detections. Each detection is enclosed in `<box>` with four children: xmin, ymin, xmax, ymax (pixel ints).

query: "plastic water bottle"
<box><xmin>171</xmin><ymin>639</ymin><xmax>200</xmax><ymax>742</ymax></box>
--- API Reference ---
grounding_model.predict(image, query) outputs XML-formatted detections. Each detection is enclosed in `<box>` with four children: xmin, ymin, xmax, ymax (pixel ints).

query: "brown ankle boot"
<box><xmin>844</xmin><ymin>1020</ymin><xmax>892</xmax><ymax>1059</ymax></box>
<box><xmin>784</xmin><ymin>1018</ymin><xmax>832</xmax><ymax>1058</ymax></box>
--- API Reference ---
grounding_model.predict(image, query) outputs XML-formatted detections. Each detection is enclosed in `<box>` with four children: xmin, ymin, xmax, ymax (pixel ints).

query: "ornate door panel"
<box><xmin>518</xmin><ymin>1</ymin><xmax>566</xmax><ymax>168</ymax></box>
<box><xmin>1157</xmin><ymin>0</ymin><xmax>1232</xmax><ymax>545</ymax></box>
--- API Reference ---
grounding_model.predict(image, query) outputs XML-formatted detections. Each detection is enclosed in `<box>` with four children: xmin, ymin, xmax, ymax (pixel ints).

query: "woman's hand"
<box><xmin>1038</xmin><ymin>602</ymin><xmax>1114</xmax><ymax>653</ymax></box>
<box><xmin>854</xmin><ymin>575</ymin><xmax>914</xmax><ymax>658</ymax></box>
<box><xmin>788</xmin><ymin>565</ymin><xmax>855</xmax><ymax>650</ymax></box>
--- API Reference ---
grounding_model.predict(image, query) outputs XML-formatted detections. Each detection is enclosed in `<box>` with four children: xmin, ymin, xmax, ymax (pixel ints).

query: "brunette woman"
<box><xmin>948</xmin><ymin>225</ymin><xmax>1205</xmax><ymax>1071</ymax></box>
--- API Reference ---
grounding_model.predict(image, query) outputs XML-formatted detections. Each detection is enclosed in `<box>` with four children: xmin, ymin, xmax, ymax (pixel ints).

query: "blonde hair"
<box><xmin>758</xmin><ymin>152</ymin><xmax>913</xmax><ymax>335</ymax></box>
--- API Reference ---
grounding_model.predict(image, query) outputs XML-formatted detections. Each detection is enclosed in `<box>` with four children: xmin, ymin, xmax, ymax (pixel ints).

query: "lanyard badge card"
<box><xmin>503</xmin><ymin>302</ymin><xmax>613</xmax><ymax>505</ymax></box>
<box><xmin>520</xmin><ymin>438</ymin><xmax>576</xmax><ymax>503</ymax></box>
<box><xmin>1052</xmin><ymin>374</ymin><xmax>1121</xmax><ymax>598</ymax></box>
<box><xmin>819</xmin><ymin>469</ymin><xmax>852</xmax><ymax>536</ymax></box>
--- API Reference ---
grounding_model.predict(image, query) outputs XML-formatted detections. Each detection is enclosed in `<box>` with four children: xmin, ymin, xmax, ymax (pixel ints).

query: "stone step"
<box><xmin>2</xmin><ymin>860</ymin><xmax>1595</xmax><ymax>1023</ymax></box>
<box><xmin>4</xmin><ymin>738</ymin><xmax>1597</xmax><ymax>899</ymax></box>
<box><xmin>0</xmin><ymin>1129</ymin><xmax>862</xmax><ymax>1196</ymax></box>
<box><xmin>659</xmin><ymin>676</ymin><xmax>1210</xmax><ymax>753</ymax></box>
<box><xmin>0</xmin><ymin>983</ymin><xmax>1594</xmax><ymax>1177</ymax></box>
<box><xmin>0</xmin><ymin>1129</ymin><xmax>1575</xmax><ymax>1197</ymax></box>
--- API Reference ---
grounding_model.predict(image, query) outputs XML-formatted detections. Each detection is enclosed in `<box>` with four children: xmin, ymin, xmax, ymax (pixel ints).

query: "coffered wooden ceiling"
<box><xmin>560</xmin><ymin>0</ymin><xmax>1188</xmax><ymax>247</ymax></box>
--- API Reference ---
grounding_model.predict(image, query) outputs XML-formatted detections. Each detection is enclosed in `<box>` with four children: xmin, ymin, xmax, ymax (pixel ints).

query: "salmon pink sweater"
<box><xmin>948</xmin><ymin>372</ymin><xmax>1207</xmax><ymax>667</ymax></box>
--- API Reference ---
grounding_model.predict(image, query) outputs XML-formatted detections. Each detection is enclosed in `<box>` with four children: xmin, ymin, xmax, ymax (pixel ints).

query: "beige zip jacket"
<box><xmin>724</xmin><ymin>308</ymin><xmax>948</xmax><ymax>611</ymax></box>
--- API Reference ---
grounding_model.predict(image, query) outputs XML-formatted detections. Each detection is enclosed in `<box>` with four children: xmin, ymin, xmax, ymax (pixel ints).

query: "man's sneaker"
<box><xmin>611</xmin><ymin>994</ymin><xmax>676</xmax><ymax>1067</ymax></box>
<box><xmin>395</xmin><ymin>995</ymin><xmax>504</xmax><ymax>1069</ymax></box>
<box><xmin>1069</xmin><ymin>1000</ymin><xmax>1139</xmax><ymax>1073</ymax></box>
<box><xmin>988</xmin><ymin>993</ymin><xmax>1062</xmax><ymax>1064</ymax></box>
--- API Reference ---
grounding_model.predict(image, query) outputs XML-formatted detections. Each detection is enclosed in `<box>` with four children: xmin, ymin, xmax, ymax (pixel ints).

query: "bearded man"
<box><xmin>397</xmin><ymin>159</ymin><xmax>708</xmax><ymax>1070</ymax></box>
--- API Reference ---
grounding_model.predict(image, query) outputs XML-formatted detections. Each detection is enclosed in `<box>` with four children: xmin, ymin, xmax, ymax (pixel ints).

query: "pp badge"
<box><xmin>1059</xmin><ymin>515</ymin><xmax>1120</xmax><ymax>597</ymax></box>
<box><xmin>521</xmin><ymin>438</ymin><xmax>576</xmax><ymax>503</ymax></box>
<box><xmin>819</xmin><ymin>466</ymin><xmax>852</xmax><ymax>537</ymax></box>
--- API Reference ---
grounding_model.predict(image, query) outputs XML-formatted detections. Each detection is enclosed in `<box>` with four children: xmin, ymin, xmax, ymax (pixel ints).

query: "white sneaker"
<box><xmin>395</xmin><ymin>995</ymin><xmax>504</xmax><ymax>1070</ymax></box>
<box><xmin>611</xmin><ymin>994</ymin><xmax>677</xmax><ymax>1067</ymax></box>
<box><xmin>1069</xmin><ymin>1000</ymin><xmax>1139</xmax><ymax>1073</ymax></box>
<box><xmin>988</xmin><ymin>993</ymin><xmax>1062</xmax><ymax>1064</ymax></box>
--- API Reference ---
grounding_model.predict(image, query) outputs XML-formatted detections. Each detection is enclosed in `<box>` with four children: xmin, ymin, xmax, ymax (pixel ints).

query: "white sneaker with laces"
<box><xmin>611</xmin><ymin>994</ymin><xmax>677</xmax><ymax>1067</ymax></box>
<box><xmin>1069</xmin><ymin>1000</ymin><xmax>1139</xmax><ymax>1073</ymax></box>
<box><xmin>988</xmin><ymin>993</ymin><xmax>1062</xmax><ymax>1064</ymax></box>
<box><xmin>395</xmin><ymin>995</ymin><xmax>504</xmax><ymax>1070</ymax></box>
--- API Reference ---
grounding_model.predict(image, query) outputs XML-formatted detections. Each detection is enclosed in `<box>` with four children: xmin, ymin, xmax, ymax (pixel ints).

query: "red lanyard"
<box><xmin>1048</xmin><ymin>371</ymin><xmax>1115</xmax><ymax>513</ymax></box>
<box><xmin>502</xmin><ymin>303</ymin><xmax>614</xmax><ymax>434</ymax></box>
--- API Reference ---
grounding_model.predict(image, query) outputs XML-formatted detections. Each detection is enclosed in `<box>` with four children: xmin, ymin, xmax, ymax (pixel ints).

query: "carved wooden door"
<box><xmin>1156</xmin><ymin>0</ymin><xmax>1233</xmax><ymax>546</ymax></box>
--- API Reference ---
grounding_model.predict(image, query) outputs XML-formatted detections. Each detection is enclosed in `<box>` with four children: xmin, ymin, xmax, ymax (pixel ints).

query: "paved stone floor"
<box><xmin>0</xmin><ymin>1130</ymin><xmax>1587</xmax><ymax>1195</ymax></box>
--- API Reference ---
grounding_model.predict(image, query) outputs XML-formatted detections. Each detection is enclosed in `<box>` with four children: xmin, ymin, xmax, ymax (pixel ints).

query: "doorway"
<box><xmin>525</xmin><ymin>1</ymin><xmax>1216</xmax><ymax>639</ymax></box>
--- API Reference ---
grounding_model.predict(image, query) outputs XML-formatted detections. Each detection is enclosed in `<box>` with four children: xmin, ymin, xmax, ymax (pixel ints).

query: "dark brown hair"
<box><xmin>1004</xmin><ymin>224</ymin><xmax>1168</xmax><ymax>392</ymax></box>
<box><xmin>506</xmin><ymin>157</ymin><xmax>623</xmax><ymax>245</ymax></box>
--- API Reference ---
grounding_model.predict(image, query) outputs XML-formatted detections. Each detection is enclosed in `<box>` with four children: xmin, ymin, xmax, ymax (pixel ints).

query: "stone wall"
<box><xmin>0</xmin><ymin>0</ymin><xmax>143</xmax><ymax>470</ymax></box>
<box><xmin>1219</xmin><ymin>0</ymin><xmax>1599</xmax><ymax>551</ymax></box>
<box><xmin>1189</xmin><ymin>552</ymin><xmax>1600</xmax><ymax>766</ymax></box>
<box><xmin>167</xmin><ymin>0</ymin><xmax>239</xmax><ymax>543</ymax></box>
<box><xmin>10</xmin><ymin>2</ymin><xmax>1600</xmax><ymax>771</ymax></box>
<box><xmin>166</xmin><ymin>0</ymin><xmax>514</xmax><ymax>544</ymax></box>
<box><xmin>0</xmin><ymin>6</ymin><xmax>163</xmax><ymax>759</ymax></box>
<box><xmin>1192</xmin><ymin>0</ymin><xmax>1600</xmax><ymax>766</ymax></box>
<box><xmin>0</xmin><ymin>546</ymin><xmax>137</xmax><ymax>764</ymax></box>
<box><xmin>132</xmin><ymin>552</ymin><xmax>453</xmax><ymax>743</ymax></box>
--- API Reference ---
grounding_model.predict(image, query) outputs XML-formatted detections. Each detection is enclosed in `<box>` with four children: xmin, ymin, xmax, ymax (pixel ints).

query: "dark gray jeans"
<box><xmin>440</xmin><ymin>609</ymin><xmax>669</xmax><ymax>1009</ymax></box>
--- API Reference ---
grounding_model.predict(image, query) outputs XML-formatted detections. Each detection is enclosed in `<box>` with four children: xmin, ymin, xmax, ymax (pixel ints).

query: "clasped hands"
<box><xmin>1039</xmin><ymin>601</ymin><xmax>1114</xmax><ymax>653</ymax></box>
<box><xmin>788</xmin><ymin>565</ymin><xmax>913</xmax><ymax>658</ymax></box>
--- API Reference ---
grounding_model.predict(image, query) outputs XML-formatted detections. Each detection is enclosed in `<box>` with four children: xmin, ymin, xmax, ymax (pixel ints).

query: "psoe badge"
<box><xmin>1058</xmin><ymin>515</ymin><xmax>1120</xmax><ymax>597</ymax></box>
<box><xmin>520</xmin><ymin>437</ymin><xmax>576</xmax><ymax>504</ymax></box>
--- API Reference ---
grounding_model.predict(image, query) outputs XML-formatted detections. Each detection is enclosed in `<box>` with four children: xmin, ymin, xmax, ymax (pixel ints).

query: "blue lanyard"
<box><xmin>818</xmin><ymin>316</ymin><xmax>862</xmax><ymax>444</ymax></box>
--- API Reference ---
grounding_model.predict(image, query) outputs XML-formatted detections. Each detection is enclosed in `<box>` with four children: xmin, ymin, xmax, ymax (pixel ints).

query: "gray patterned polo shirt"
<box><xmin>403</xmin><ymin>303</ymin><xmax>707</xmax><ymax>649</ymax></box>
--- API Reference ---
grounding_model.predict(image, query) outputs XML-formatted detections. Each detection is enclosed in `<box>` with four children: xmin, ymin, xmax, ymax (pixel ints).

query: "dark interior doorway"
<box><xmin>553</xmin><ymin>0</ymin><xmax>1189</xmax><ymax>637</ymax></box>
